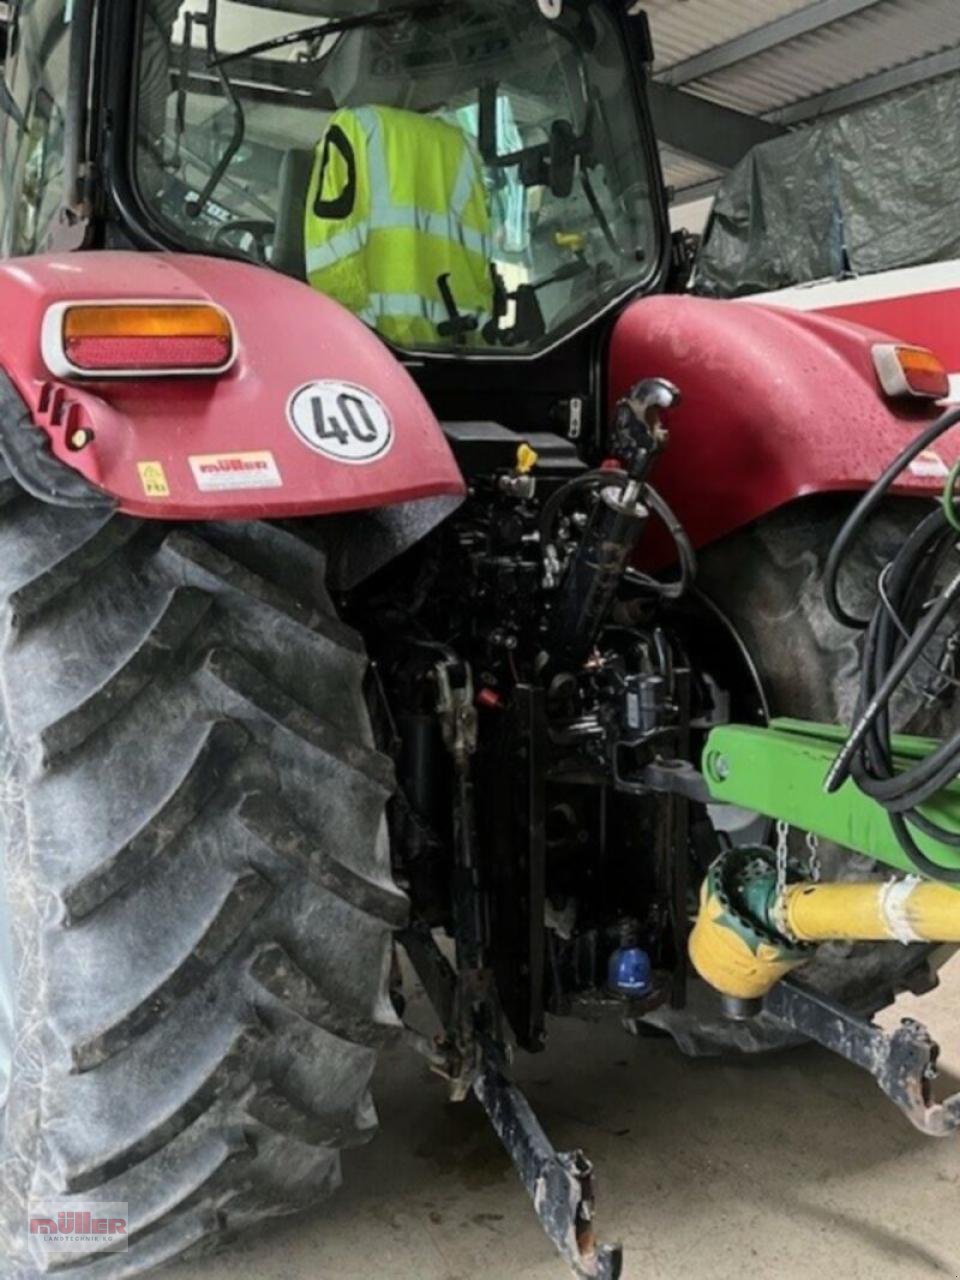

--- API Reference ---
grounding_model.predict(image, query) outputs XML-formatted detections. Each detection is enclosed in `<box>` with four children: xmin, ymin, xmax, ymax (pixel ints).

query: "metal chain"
<box><xmin>775</xmin><ymin>822</ymin><xmax>820</xmax><ymax>897</ymax></box>
<box><xmin>806</xmin><ymin>830</ymin><xmax>821</xmax><ymax>883</ymax></box>
<box><xmin>775</xmin><ymin>819</ymin><xmax>789</xmax><ymax>900</ymax></box>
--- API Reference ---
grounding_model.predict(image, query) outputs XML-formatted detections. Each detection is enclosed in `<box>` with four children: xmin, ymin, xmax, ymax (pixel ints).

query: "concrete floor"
<box><xmin>174</xmin><ymin>963</ymin><xmax>960</xmax><ymax>1280</ymax></box>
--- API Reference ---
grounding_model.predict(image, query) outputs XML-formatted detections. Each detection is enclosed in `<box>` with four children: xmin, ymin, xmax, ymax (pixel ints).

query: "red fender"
<box><xmin>0</xmin><ymin>252</ymin><xmax>465</xmax><ymax>520</ymax></box>
<box><xmin>608</xmin><ymin>295</ymin><xmax>960</xmax><ymax>554</ymax></box>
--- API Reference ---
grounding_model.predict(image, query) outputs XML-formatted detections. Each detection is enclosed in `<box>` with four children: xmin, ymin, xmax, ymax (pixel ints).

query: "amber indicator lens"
<box><xmin>62</xmin><ymin>304</ymin><xmax>233</xmax><ymax>372</ymax></box>
<box><xmin>873</xmin><ymin>342</ymin><xmax>949</xmax><ymax>400</ymax></box>
<box><xmin>895</xmin><ymin>346</ymin><xmax>950</xmax><ymax>399</ymax></box>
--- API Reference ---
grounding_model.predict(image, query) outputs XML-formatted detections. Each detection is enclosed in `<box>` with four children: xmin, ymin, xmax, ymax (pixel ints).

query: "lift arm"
<box><xmin>703</xmin><ymin>718</ymin><xmax>960</xmax><ymax>879</ymax></box>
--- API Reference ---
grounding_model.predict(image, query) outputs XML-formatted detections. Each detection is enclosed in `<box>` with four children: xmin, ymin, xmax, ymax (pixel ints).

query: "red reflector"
<box><xmin>64</xmin><ymin>334</ymin><xmax>232</xmax><ymax>371</ymax></box>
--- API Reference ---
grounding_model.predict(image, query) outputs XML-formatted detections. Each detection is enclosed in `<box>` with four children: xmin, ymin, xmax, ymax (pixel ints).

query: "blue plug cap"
<box><xmin>608</xmin><ymin>946</ymin><xmax>653</xmax><ymax>998</ymax></box>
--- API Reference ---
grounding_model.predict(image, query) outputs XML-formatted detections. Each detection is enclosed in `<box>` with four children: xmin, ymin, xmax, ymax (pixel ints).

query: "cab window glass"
<box><xmin>134</xmin><ymin>1</ymin><xmax>660</xmax><ymax>356</ymax></box>
<box><xmin>0</xmin><ymin>0</ymin><xmax>71</xmax><ymax>256</ymax></box>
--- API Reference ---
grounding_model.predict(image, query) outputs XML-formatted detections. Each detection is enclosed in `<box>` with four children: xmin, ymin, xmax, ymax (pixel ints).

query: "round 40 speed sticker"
<box><xmin>287</xmin><ymin>380</ymin><xmax>394</xmax><ymax>464</ymax></box>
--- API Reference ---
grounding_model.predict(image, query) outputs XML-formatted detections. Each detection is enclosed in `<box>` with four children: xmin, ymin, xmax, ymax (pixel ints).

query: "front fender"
<box><xmin>0</xmin><ymin>251</ymin><xmax>465</xmax><ymax>520</ymax></box>
<box><xmin>609</xmin><ymin>294</ymin><xmax>959</xmax><ymax>552</ymax></box>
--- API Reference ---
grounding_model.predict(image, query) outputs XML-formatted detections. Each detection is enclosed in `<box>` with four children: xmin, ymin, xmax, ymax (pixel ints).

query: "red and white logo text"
<box><xmin>29</xmin><ymin>1201</ymin><xmax>129</xmax><ymax>1255</ymax></box>
<box><xmin>189</xmin><ymin>450</ymin><xmax>283</xmax><ymax>492</ymax></box>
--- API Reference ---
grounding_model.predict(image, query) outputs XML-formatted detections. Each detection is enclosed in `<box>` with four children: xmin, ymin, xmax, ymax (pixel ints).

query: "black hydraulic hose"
<box><xmin>823</xmin><ymin>410</ymin><xmax>960</xmax><ymax>880</ymax></box>
<box><xmin>645</xmin><ymin>484</ymin><xmax>698</xmax><ymax>594</ymax></box>
<box><xmin>540</xmin><ymin>469</ymin><xmax>697</xmax><ymax>598</ymax></box>
<box><xmin>825</xmin><ymin>560</ymin><xmax>960</xmax><ymax>794</ymax></box>
<box><xmin>852</xmin><ymin>510</ymin><xmax>960</xmax><ymax>810</ymax></box>
<box><xmin>848</xmin><ymin>513</ymin><xmax>952</xmax><ymax>801</ymax></box>
<box><xmin>889</xmin><ymin>814</ymin><xmax>960</xmax><ymax>884</ymax></box>
<box><xmin>824</xmin><ymin>405</ymin><xmax>960</xmax><ymax>629</ymax></box>
<box><xmin>539</xmin><ymin>468</ymin><xmax>617</xmax><ymax>548</ymax></box>
<box><xmin>851</xmin><ymin>507</ymin><xmax>960</xmax><ymax>876</ymax></box>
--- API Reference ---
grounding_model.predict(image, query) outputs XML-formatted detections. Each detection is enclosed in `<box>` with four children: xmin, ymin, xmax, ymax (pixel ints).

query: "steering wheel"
<box><xmin>211</xmin><ymin>219</ymin><xmax>275</xmax><ymax>263</ymax></box>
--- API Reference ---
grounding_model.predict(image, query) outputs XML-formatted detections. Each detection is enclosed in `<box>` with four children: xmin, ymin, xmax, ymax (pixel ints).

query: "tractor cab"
<box><xmin>0</xmin><ymin>0</ymin><xmax>666</xmax><ymax>361</ymax></box>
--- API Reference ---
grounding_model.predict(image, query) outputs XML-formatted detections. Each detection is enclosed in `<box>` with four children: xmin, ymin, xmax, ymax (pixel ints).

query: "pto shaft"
<box><xmin>780</xmin><ymin>879</ymin><xmax>960</xmax><ymax>945</ymax></box>
<box><xmin>688</xmin><ymin>847</ymin><xmax>960</xmax><ymax>1005</ymax></box>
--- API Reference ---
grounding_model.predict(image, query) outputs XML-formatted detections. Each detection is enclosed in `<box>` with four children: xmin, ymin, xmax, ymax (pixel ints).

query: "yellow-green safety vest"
<box><xmin>304</xmin><ymin>105</ymin><xmax>493</xmax><ymax>347</ymax></box>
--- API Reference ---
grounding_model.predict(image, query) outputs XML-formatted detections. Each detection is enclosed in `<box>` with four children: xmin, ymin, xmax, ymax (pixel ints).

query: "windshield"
<box><xmin>133</xmin><ymin>0</ymin><xmax>660</xmax><ymax>356</ymax></box>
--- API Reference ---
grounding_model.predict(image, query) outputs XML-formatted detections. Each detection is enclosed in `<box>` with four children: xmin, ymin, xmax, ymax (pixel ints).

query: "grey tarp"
<box><xmin>694</xmin><ymin>73</ymin><xmax>960</xmax><ymax>298</ymax></box>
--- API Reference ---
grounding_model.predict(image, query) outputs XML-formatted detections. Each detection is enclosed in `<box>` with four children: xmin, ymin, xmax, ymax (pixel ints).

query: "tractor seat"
<box><xmin>272</xmin><ymin>148</ymin><xmax>315</xmax><ymax>281</ymax></box>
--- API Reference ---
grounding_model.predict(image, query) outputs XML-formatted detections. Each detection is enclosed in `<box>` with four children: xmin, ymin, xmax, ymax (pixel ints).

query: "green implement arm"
<box><xmin>703</xmin><ymin>718</ymin><xmax>960</xmax><ymax>878</ymax></box>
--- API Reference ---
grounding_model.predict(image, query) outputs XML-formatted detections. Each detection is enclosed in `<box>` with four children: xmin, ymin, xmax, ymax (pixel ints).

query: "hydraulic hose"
<box><xmin>824</xmin><ymin>558</ymin><xmax>960</xmax><ymax>798</ymax></box>
<box><xmin>540</xmin><ymin>469</ymin><xmax>697</xmax><ymax>599</ymax></box>
<box><xmin>539</xmin><ymin>469</ymin><xmax>616</xmax><ymax>548</ymax></box>
<box><xmin>824</xmin><ymin>405</ymin><xmax>960</xmax><ymax>629</ymax></box>
<box><xmin>823</xmin><ymin>404</ymin><xmax>960</xmax><ymax>883</ymax></box>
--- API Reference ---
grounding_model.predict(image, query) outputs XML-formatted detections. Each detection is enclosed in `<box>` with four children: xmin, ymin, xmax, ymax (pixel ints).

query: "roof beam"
<box><xmin>768</xmin><ymin>43</ymin><xmax>960</xmax><ymax>125</ymax></box>
<box><xmin>657</xmin><ymin>0</ymin><xmax>882</xmax><ymax>87</ymax></box>
<box><xmin>648</xmin><ymin>82</ymin><xmax>785</xmax><ymax>171</ymax></box>
<box><xmin>670</xmin><ymin>177</ymin><xmax>724</xmax><ymax>206</ymax></box>
<box><xmin>667</xmin><ymin>43</ymin><xmax>960</xmax><ymax>202</ymax></box>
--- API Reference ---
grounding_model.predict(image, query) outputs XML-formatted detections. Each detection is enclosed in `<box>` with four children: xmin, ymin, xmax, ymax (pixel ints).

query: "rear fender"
<box><xmin>0</xmin><ymin>252</ymin><xmax>465</xmax><ymax>521</ymax></box>
<box><xmin>609</xmin><ymin>295</ymin><xmax>958</xmax><ymax>553</ymax></box>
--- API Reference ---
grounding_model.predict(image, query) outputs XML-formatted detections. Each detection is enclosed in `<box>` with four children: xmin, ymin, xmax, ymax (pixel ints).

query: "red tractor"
<box><xmin>1</xmin><ymin>3</ymin><xmax>958</xmax><ymax>1277</ymax></box>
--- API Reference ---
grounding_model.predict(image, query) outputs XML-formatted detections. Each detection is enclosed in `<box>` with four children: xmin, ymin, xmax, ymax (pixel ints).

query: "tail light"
<box><xmin>872</xmin><ymin>343</ymin><xmax>950</xmax><ymax>401</ymax></box>
<box><xmin>42</xmin><ymin>302</ymin><xmax>236</xmax><ymax>378</ymax></box>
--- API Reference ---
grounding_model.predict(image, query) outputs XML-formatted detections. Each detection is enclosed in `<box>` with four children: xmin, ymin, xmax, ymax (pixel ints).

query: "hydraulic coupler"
<box><xmin>689</xmin><ymin>846</ymin><xmax>960</xmax><ymax>1012</ymax></box>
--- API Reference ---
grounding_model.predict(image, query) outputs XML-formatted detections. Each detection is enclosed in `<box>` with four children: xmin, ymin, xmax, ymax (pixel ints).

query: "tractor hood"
<box><xmin>0</xmin><ymin>252</ymin><xmax>465</xmax><ymax>521</ymax></box>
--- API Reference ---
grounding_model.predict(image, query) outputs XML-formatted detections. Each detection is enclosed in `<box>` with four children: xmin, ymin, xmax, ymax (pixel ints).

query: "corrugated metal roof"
<box><xmin>648</xmin><ymin>0</ymin><xmax>812</xmax><ymax>73</ymax></box>
<box><xmin>686</xmin><ymin>0</ymin><xmax>960</xmax><ymax>116</ymax></box>
<box><xmin>647</xmin><ymin>0</ymin><xmax>960</xmax><ymax>197</ymax></box>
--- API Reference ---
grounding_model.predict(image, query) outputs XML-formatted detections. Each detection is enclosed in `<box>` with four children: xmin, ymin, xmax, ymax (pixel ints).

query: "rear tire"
<box><xmin>698</xmin><ymin>496</ymin><xmax>946</xmax><ymax>1012</ymax></box>
<box><xmin>0</xmin><ymin>475</ymin><xmax>406</xmax><ymax>1276</ymax></box>
<box><xmin>648</xmin><ymin>497</ymin><xmax>947</xmax><ymax>1055</ymax></box>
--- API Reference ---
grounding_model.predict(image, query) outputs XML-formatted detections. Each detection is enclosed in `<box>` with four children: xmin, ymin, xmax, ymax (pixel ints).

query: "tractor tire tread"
<box><xmin>0</xmin><ymin>496</ymin><xmax>400</xmax><ymax>1278</ymax></box>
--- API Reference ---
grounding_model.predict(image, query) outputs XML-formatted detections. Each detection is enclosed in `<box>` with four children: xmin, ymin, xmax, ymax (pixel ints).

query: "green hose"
<box><xmin>942</xmin><ymin>457</ymin><xmax>960</xmax><ymax>534</ymax></box>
